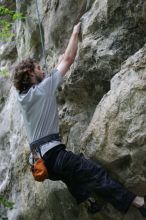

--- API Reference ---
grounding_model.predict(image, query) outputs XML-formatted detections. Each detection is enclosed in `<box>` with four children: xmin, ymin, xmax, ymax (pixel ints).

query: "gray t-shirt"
<box><xmin>17</xmin><ymin>69</ymin><xmax>64</xmax><ymax>156</ymax></box>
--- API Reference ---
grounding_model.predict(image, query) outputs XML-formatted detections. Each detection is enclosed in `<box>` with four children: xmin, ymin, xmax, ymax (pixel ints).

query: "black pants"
<box><xmin>43</xmin><ymin>144</ymin><xmax>136</xmax><ymax>213</ymax></box>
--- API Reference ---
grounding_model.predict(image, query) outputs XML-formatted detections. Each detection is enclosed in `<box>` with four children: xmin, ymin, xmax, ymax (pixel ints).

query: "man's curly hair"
<box><xmin>13</xmin><ymin>58</ymin><xmax>37</xmax><ymax>93</ymax></box>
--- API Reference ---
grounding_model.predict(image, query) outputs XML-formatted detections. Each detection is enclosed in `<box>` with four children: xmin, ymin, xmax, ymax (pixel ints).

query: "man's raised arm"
<box><xmin>57</xmin><ymin>22</ymin><xmax>81</xmax><ymax>76</ymax></box>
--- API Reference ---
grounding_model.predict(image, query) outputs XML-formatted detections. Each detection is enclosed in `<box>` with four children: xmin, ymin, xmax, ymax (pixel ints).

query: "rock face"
<box><xmin>0</xmin><ymin>0</ymin><xmax>146</xmax><ymax>220</ymax></box>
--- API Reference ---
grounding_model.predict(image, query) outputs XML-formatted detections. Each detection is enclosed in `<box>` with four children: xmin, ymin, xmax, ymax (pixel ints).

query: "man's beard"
<box><xmin>35</xmin><ymin>75</ymin><xmax>44</xmax><ymax>84</ymax></box>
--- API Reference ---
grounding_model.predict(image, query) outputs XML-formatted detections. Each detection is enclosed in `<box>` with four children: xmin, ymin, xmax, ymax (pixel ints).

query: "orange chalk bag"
<box><xmin>29</xmin><ymin>133</ymin><xmax>61</xmax><ymax>182</ymax></box>
<box><xmin>30</xmin><ymin>151</ymin><xmax>48</xmax><ymax>182</ymax></box>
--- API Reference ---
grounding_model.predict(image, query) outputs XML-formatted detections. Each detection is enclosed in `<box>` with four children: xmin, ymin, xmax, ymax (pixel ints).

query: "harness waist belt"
<box><xmin>30</xmin><ymin>133</ymin><xmax>61</xmax><ymax>152</ymax></box>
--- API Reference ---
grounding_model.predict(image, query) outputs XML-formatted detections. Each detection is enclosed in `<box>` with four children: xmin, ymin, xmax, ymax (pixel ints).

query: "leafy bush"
<box><xmin>0</xmin><ymin>196</ymin><xmax>14</xmax><ymax>209</ymax></box>
<box><xmin>0</xmin><ymin>195</ymin><xmax>14</xmax><ymax>220</ymax></box>
<box><xmin>0</xmin><ymin>5</ymin><xmax>25</xmax><ymax>40</ymax></box>
<box><xmin>0</xmin><ymin>69</ymin><xmax>9</xmax><ymax>77</ymax></box>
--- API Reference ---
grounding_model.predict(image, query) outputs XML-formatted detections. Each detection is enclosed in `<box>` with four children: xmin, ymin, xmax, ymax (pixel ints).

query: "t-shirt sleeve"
<box><xmin>17</xmin><ymin>69</ymin><xmax>64</xmax><ymax>106</ymax></box>
<box><xmin>37</xmin><ymin>68</ymin><xmax>64</xmax><ymax>95</ymax></box>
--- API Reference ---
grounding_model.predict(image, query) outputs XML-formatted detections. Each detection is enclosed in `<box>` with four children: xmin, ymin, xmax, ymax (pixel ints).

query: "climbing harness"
<box><xmin>35</xmin><ymin>0</ymin><xmax>48</xmax><ymax>75</ymax></box>
<box><xmin>29</xmin><ymin>133</ymin><xmax>61</xmax><ymax>182</ymax></box>
<box><xmin>31</xmin><ymin>156</ymin><xmax>48</xmax><ymax>182</ymax></box>
<box><xmin>30</xmin><ymin>145</ymin><xmax>48</xmax><ymax>182</ymax></box>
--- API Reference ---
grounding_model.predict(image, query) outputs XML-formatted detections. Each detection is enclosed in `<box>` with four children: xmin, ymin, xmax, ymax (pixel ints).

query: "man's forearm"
<box><xmin>64</xmin><ymin>32</ymin><xmax>79</xmax><ymax>62</ymax></box>
<box><xmin>56</xmin><ymin>23</ymin><xmax>81</xmax><ymax>76</ymax></box>
<box><xmin>64</xmin><ymin>23</ymin><xmax>81</xmax><ymax>63</ymax></box>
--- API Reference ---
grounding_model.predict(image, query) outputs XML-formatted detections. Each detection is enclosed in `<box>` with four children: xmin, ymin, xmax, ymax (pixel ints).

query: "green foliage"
<box><xmin>0</xmin><ymin>5</ymin><xmax>25</xmax><ymax>41</ymax></box>
<box><xmin>0</xmin><ymin>196</ymin><xmax>14</xmax><ymax>209</ymax></box>
<box><xmin>0</xmin><ymin>69</ymin><xmax>9</xmax><ymax>77</ymax></box>
<box><xmin>0</xmin><ymin>195</ymin><xmax>14</xmax><ymax>220</ymax></box>
<box><xmin>12</xmin><ymin>12</ymin><xmax>24</xmax><ymax>21</ymax></box>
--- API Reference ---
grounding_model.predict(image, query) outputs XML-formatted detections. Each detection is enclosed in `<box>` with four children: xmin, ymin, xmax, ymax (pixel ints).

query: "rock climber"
<box><xmin>13</xmin><ymin>22</ymin><xmax>146</xmax><ymax>216</ymax></box>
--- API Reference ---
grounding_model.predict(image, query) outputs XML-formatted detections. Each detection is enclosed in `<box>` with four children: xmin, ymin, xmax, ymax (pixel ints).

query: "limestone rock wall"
<box><xmin>0</xmin><ymin>0</ymin><xmax>146</xmax><ymax>220</ymax></box>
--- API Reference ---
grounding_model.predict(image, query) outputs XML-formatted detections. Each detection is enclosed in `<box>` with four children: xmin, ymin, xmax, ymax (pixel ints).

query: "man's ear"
<box><xmin>29</xmin><ymin>72</ymin><xmax>35</xmax><ymax>78</ymax></box>
<box><xmin>28</xmin><ymin>72</ymin><xmax>36</xmax><ymax>84</ymax></box>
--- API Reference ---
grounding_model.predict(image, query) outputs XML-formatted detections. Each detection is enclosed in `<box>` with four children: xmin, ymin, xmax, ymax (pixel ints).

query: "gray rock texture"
<box><xmin>0</xmin><ymin>0</ymin><xmax>146</xmax><ymax>220</ymax></box>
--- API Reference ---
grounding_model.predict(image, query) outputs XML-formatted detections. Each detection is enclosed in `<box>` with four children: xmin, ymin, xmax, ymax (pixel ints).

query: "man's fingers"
<box><xmin>73</xmin><ymin>22</ymin><xmax>81</xmax><ymax>34</ymax></box>
<box><xmin>75</xmin><ymin>22</ymin><xmax>81</xmax><ymax>29</ymax></box>
<box><xmin>76</xmin><ymin>22</ymin><xmax>81</xmax><ymax>26</ymax></box>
